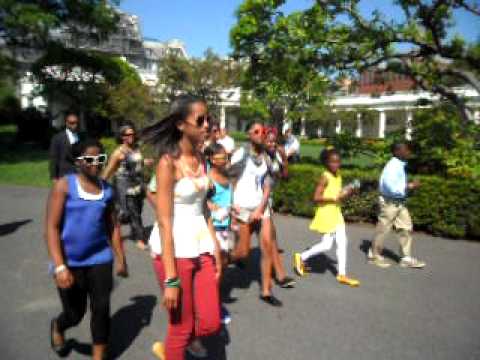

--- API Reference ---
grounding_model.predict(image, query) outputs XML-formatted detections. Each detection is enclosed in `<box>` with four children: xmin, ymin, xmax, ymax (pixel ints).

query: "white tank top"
<box><xmin>149</xmin><ymin>173</ymin><xmax>215</xmax><ymax>258</ymax></box>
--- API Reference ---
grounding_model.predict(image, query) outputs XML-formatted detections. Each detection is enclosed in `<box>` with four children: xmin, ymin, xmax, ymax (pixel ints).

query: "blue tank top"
<box><xmin>210</xmin><ymin>180</ymin><xmax>232</xmax><ymax>229</ymax></box>
<box><xmin>61</xmin><ymin>174</ymin><xmax>114</xmax><ymax>267</ymax></box>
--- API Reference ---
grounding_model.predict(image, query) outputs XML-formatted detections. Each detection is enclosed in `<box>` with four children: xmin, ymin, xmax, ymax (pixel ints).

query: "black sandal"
<box><xmin>276</xmin><ymin>276</ymin><xmax>296</xmax><ymax>288</ymax></box>
<box><xmin>50</xmin><ymin>319</ymin><xmax>67</xmax><ymax>356</ymax></box>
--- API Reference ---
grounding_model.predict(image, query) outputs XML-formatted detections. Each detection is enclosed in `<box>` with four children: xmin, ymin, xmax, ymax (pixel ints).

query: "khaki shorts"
<box><xmin>235</xmin><ymin>206</ymin><xmax>271</xmax><ymax>223</ymax></box>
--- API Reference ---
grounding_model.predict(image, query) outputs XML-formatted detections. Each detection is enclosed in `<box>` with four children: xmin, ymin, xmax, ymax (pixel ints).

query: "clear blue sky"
<box><xmin>120</xmin><ymin>0</ymin><xmax>480</xmax><ymax>58</ymax></box>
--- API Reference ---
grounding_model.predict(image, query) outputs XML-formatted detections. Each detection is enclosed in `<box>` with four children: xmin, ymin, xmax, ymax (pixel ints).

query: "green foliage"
<box><xmin>100</xmin><ymin>137</ymin><xmax>117</xmax><ymax>155</ymax></box>
<box><xmin>0</xmin><ymin>0</ymin><xmax>120</xmax><ymax>50</ymax></box>
<box><xmin>238</xmin><ymin>92</ymin><xmax>269</xmax><ymax>123</ymax></box>
<box><xmin>31</xmin><ymin>44</ymin><xmax>146</xmax><ymax>131</ymax></box>
<box><xmin>99</xmin><ymin>77</ymin><xmax>160</xmax><ymax>129</ymax></box>
<box><xmin>327</xmin><ymin>132</ymin><xmax>365</xmax><ymax>159</ymax></box>
<box><xmin>273</xmin><ymin>164</ymin><xmax>480</xmax><ymax>239</ymax></box>
<box><xmin>230</xmin><ymin>1</ymin><xmax>329</xmax><ymax>126</ymax></box>
<box><xmin>157</xmin><ymin>49</ymin><xmax>242</xmax><ymax>109</ymax></box>
<box><xmin>231</xmin><ymin>0</ymin><xmax>480</xmax><ymax>122</ymax></box>
<box><xmin>409</xmin><ymin>104</ymin><xmax>480</xmax><ymax>177</ymax></box>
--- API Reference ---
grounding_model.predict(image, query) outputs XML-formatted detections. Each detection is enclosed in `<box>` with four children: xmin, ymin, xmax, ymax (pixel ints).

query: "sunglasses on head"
<box><xmin>77</xmin><ymin>154</ymin><xmax>108</xmax><ymax>166</ymax></box>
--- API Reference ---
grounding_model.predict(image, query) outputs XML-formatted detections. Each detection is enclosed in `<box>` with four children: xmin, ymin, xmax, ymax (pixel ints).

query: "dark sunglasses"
<box><xmin>77</xmin><ymin>154</ymin><xmax>108</xmax><ymax>165</ymax></box>
<box><xmin>195</xmin><ymin>115</ymin><xmax>208</xmax><ymax>127</ymax></box>
<box><xmin>122</xmin><ymin>132</ymin><xmax>135</xmax><ymax>137</ymax></box>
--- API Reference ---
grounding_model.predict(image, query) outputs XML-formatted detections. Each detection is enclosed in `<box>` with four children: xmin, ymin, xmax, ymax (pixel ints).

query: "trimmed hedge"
<box><xmin>272</xmin><ymin>164</ymin><xmax>480</xmax><ymax>240</ymax></box>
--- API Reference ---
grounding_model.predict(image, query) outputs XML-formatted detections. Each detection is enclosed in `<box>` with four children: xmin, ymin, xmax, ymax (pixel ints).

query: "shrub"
<box><xmin>410</xmin><ymin>104</ymin><xmax>480</xmax><ymax>178</ymax></box>
<box><xmin>100</xmin><ymin>137</ymin><xmax>117</xmax><ymax>155</ymax></box>
<box><xmin>273</xmin><ymin>164</ymin><xmax>480</xmax><ymax>240</ymax></box>
<box><xmin>15</xmin><ymin>107</ymin><xmax>53</xmax><ymax>148</ymax></box>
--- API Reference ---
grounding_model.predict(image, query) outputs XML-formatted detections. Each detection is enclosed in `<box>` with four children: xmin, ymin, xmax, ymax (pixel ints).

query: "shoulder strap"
<box><xmin>226</xmin><ymin>144</ymin><xmax>250</xmax><ymax>180</ymax></box>
<box><xmin>67</xmin><ymin>174</ymin><xmax>78</xmax><ymax>199</ymax></box>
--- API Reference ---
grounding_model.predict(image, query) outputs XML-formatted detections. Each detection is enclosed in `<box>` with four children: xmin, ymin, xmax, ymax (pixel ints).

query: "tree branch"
<box><xmin>456</xmin><ymin>0</ymin><xmax>480</xmax><ymax>16</ymax></box>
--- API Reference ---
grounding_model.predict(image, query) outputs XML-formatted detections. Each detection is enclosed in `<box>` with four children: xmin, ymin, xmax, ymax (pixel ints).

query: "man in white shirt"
<box><xmin>283</xmin><ymin>128</ymin><xmax>300</xmax><ymax>163</ymax></box>
<box><xmin>49</xmin><ymin>112</ymin><xmax>81</xmax><ymax>180</ymax></box>
<box><xmin>217</xmin><ymin>127</ymin><xmax>235</xmax><ymax>155</ymax></box>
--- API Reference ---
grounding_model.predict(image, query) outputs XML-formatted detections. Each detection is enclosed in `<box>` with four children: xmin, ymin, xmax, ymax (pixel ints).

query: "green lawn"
<box><xmin>0</xmin><ymin>125</ymin><xmax>51</xmax><ymax>187</ymax></box>
<box><xmin>0</xmin><ymin>125</ymin><xmax>374</xmax><ymax>187</ymax></box>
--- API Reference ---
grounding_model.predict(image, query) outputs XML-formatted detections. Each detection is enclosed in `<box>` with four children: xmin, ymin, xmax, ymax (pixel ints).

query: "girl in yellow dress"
<box><xmin>293</xmin><ymin>148</ymin><xmax>360</xmax><ymax>287</ymax></box>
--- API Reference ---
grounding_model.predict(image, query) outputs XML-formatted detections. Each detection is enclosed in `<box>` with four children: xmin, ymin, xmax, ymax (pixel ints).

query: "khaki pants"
<box><xmin>372</xmin><ymin>196</ymin><xmax>413</xmax><ymax>258</ymax></box>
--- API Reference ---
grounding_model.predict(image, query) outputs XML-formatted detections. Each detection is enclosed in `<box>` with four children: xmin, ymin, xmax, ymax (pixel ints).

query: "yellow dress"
<box><xmin>309</xmin><ymin>170</ymin><xmax>344</xmax><ymax>234</ymax></box>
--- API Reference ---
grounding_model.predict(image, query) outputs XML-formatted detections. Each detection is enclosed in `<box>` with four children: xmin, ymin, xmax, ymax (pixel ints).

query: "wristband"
<box><xmin>54</xmin><ymin>264</ymin><xmax>67</xmax><ymax>275</ymax></box>
<box><xmin>164</xmin><ymin>277</ymin><xmax>181</xmax><ymax>288</ymax></box>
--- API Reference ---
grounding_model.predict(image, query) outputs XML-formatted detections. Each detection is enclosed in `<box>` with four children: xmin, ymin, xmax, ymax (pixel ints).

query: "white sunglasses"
<box><xmin>77</xmin><ymin>154</ymin><xmax>108</xmax><ymax>165</ymax></box>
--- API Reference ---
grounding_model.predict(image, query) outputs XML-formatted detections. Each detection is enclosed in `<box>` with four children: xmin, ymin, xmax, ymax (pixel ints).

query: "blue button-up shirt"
<box><xmin>379</xmin><ymin>157</ymin><xmax>408</xmax><ymax>199</ymax></box>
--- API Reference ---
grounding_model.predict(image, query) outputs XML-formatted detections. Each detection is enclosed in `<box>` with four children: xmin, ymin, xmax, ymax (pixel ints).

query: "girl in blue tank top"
<box><xmin>206</xmin><ymin>143</ymin><xmax>234</xmax><ymax>327</ymax></box>
<box><xmin>206</xmin><ymin>143</ymin><xmax>234</xmax><ymax>255</ymax></box>
<box><xmin>46</xmin><ymin>138</ymin><xmax>127</xmax><ymax>359</ymax></box>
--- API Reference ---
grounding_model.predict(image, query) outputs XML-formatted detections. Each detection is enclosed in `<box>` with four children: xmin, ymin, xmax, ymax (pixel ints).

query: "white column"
<box><xmin>220</xmin><ymin>105</ymin><xmax>226</xmax><ymax>129</ymax></box>
<box><xmin>378</xmin><ymin>110</ymin><xmax>386</xmax><ymax>139</ymax></box>
<box><xmin>335</xmin><ymin>119</ymin><xmax>342</xmax><ymax>134</ymax></box>
<box><xmin>300</xmin><ymin>115</ymin><xmax>306</xmax><ymax>136</ymax></box>
<box><xmin>317</xmin><ymin>127</ymin><xmax>323</xmax><ymax>138</ymax></box>
<box><xmin>355</xmin><ymin>113</ymin><xmax>363</xmax><ymax>138</ymax></box>
<box><xmin>405</xmin><ymin>109</ymin><xmax>413</xmax><ymax>140</ymax></box>
<box><xmin>474</xmin><ymin>110</ymin><xmax>480</xmax><ymax>125</ymax></box>
<box><xmin>282</xmin><ymin>105</ymin><xmax>289</xmax><ymax>134</ymax></box>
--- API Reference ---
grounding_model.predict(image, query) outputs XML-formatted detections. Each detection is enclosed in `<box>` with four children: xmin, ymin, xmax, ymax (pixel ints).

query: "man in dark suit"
<box><xmin>49</xmin><ymin>112</ymin><xmax>81</xmax><ymax>180</ymax></box>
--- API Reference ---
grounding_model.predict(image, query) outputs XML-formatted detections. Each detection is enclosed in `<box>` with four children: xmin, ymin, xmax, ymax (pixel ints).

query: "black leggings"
<box><xmin>56</xmin><ymin>263</ymin><xmax>113</xmax><ymax>344</ymax></box>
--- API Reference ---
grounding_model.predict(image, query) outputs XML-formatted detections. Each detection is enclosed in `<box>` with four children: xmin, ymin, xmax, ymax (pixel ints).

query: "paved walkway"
<box><xmin>0</xmin><ymin>185</ymin><xmax>479</xmax><ymax>360</ymax></box>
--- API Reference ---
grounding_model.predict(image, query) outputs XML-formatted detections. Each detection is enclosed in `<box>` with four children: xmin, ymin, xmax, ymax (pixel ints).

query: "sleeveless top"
<box><xmin>149</xmin><ymin>163</ymin><xmax>215</xmax><ymax>258</ymax></box>
<box><xmin>209</xmin><ymin>178</ymin><xmax>233</xmax><ymax>230</ymax></box>
<box><xmin>115</xmin><ymin>147</ymin><xmax>144</xmax><ymax>195</ymax></box>
<box><xmin>309</xmin><ymin>170</ymin><xmax>344</xmax><ymax>234</ymax></box>
<box><xmin>61</xmin><ymin>174</ymin><xmax>114</xmax><ymax>267</ymax></box>
<box><xmin>232</xmin><ymin>147</ymin><xmax>269</xmax><ymax>210</ymax></box>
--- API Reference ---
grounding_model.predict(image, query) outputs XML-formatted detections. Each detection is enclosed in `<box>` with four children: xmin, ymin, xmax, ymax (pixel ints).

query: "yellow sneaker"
<box><xmin>336</xmin><ymin>275</ymin><xmax>360</xmax><ymax>287</ymax></box>
<box><xmin>152</xmin><ymin>341</ymin><xmax>165</xmax><ymax>360</ymax></box>
<box><xmin>293</xmin><ymin>253</ymin><xmax>307</xmax><ymax>276</ymax></box>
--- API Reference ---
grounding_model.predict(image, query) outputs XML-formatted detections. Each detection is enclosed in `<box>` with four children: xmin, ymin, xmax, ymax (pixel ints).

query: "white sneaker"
<box><xmin>400</xmin><ymin>256</ymin><xmax>426</xmax><ymax>269</ymax></box>
<box><xmin>367</xmin><ymin>248</ymin><xmax>375</xmax><ymax>262</ymax></box>
<box><xmin>370</xmin><ymin>255</ymin><xmax>392</xmax><ymax>268</ymax></box>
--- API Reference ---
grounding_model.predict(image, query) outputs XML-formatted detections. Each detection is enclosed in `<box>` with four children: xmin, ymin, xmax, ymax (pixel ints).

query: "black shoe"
<box><xmin>259</xmin><ymin>295</ymin><xmax>283</xmax><ymax>307</ymax></box>
<box><xmin>276</xmin><ymin>276</ymin><xmax>296</xmax><ymax>288</ymax></box>
<box><xmin>50</xmin><ymin>319</ymin><xmax>68</xmax><ymax>357</ymax></box>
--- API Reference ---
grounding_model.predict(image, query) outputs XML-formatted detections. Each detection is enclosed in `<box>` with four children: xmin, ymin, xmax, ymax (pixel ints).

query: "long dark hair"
<box><xmin>141</xmin><ymin>95</ymin><xmax>205</xmax><ymax>158</ymax></box>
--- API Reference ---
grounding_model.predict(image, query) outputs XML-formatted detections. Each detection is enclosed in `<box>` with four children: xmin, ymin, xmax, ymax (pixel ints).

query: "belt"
<box><xmin>380</xmin><ymin>195</ymin><xmax>406</xmax><ymax>204</ymax></box>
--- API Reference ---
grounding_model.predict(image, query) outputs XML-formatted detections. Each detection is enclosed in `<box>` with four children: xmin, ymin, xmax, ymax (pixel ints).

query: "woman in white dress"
<box><xmin>142</xmin><ymin>95</ymin><xmax>222</xmax><ymax>360</ymax></box>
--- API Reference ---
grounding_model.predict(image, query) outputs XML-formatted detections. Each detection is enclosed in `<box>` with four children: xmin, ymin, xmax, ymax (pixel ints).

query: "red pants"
<box><xmin>153</xmin><ymin>254</ymin><xmax>221</xmax><ymax>360</ymax></box>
